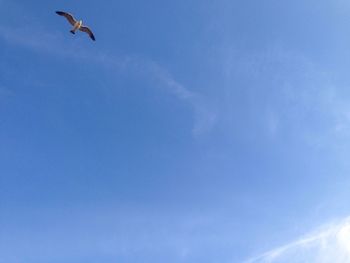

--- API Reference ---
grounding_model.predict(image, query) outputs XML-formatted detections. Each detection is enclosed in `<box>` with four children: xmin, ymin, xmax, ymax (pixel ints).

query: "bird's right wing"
<box><xmin>56</xmin><ymin>11</ymin><xmax>77</xmax><ymax>26</ymax></box>
<box><xmin>79</xmin><ymin>26</ymin><xmax>96</xmax><ymax>41</ymax></box>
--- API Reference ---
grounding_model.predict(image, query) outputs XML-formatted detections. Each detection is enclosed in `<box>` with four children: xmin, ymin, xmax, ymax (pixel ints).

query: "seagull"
<box><xmin>56</xmin><ymin>11</ymin><xmax>95</xmax><ymax>41</ymax></box>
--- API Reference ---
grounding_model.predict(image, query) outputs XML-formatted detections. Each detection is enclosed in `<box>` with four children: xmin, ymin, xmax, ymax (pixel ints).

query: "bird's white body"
<box><xmin>72</xmin><ymin>20</ymin><xmax>83</xmax><ymax>33</ymax></box>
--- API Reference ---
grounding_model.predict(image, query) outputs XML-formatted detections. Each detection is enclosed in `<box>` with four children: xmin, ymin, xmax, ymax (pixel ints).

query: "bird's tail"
<box><xmin>70</xmin><ymin>30</ymin><xmax>75</xmax><ymax>34</ymax></box>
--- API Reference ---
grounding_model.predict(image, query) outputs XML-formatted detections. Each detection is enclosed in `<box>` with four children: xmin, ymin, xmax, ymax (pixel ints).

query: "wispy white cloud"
<box><xmin>0</xmin><ymin>25</ymin><xmax>72</xmax><ymax>56</ymax></box>
<box><xmin>0</xmin><ymin>24</ymin><xmax>217</xmax><ymax>136</ymax></box>
<box><xmin>0</xmin><ymin>22</ymin><xmax>87</xmax><ymax>58</ymax></box>
<box><xmin>220</xmin><ymin>45</ymin><xmax>350</xmax><ymax>146</ymax></box>
<box><xmin>244</xmin><ymin>217</ymin><xmax>350</xmax><ymax>263</ymax></box>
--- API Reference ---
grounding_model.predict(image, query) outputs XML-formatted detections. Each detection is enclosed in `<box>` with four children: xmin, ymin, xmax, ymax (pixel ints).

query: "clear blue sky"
<box><xmin>2</xmin><ymin>0</ymin><xmax>350</xmax><ymax>262</ymax></box>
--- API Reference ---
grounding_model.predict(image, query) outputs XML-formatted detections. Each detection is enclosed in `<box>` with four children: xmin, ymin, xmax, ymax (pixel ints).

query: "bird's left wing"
<box><xmin>56</xmin><ymin>11</ymin><xmax>77</xmax><ymax>26</ymax></box>
<box><xmin>79</xmin><ymin>26</ymin><xmax>96</xmax><ymax>41</ymax></box>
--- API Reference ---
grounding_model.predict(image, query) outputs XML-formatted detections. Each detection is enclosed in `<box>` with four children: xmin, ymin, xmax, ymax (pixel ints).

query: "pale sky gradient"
<box><xmin>2</xmin><ymin>0</ymin><xmax>350</xmax><ymax>262</ymax></box>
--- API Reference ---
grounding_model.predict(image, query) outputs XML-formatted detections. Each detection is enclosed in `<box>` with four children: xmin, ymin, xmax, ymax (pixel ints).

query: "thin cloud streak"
<box><xmin>244</xmin><ymin>217</ymin><xmax>350</xmax><ymax>263</ymax></box>
<box><xmin>147</xmin><ymin>61</ymin><xmax>217</xmax><ymax>136</ymax></box>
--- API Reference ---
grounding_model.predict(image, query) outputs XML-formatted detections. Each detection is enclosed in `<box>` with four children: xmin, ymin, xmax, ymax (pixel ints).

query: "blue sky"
<box><xmin>2</xmin><ymin>0</ymin><xmax>350</xmax><ymax>262</ymax></box>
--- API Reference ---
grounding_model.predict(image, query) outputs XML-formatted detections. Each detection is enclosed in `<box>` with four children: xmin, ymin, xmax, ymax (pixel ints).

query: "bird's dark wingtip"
<box><xmin>56</xmin><ymin>11</ymin><xmax>64</xmax><ymax>15</ymax></box>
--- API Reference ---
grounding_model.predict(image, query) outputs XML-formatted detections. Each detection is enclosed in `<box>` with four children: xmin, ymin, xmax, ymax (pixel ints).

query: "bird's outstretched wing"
<box><xmin>56</xmin><ymin>11</ymin><xmax>77</xmax><ymax>26</ymax></box>
<box><xmin>79</xmin><ymin>26</ymin><xmax>96</xmax><ymax>41</ymax></box>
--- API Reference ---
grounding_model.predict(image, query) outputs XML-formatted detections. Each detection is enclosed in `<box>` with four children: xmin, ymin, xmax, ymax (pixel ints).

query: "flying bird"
<box><xmin>56</xmin><ymin>11</ymin><xmax>95</xmax><ymax>41</ymax></box>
